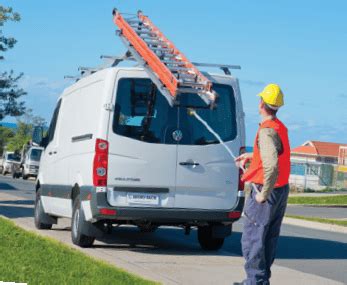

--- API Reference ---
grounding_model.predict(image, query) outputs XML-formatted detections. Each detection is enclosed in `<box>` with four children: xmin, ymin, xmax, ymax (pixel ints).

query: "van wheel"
<box><xmin>22</xmin><ymin>171</ymin><xmax>28</xmax><ymax>180</ymax></box>
<box><xmin>198</xmin><ymin>226</ymin><xmax>225</xmax><ymax>251</ymax></box>
<box><xmin>34</xmin><ymin>190</ymin><xmax>53</xmax><ymax>230</ymax></box>
<box><xmin>71</xmin><ymin>196</ymin><xmax>95</xmax><ymax>247</ymax></box>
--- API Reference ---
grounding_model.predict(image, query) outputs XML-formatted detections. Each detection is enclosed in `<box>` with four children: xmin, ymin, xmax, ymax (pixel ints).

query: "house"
<box><xmin>290</xmin><ymin>141</ymin><xmax>347</xmax><ymax>190</ymax></box>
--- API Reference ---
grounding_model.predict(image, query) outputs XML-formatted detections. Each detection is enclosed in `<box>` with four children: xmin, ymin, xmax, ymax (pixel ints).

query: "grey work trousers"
<box><xmin>241</xmin><ymin>184</ymin><xmax>289</xmax><ymax>285</ymax></box>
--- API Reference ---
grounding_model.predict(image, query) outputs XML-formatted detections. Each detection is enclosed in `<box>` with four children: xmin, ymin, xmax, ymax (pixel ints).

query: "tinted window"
<box><xmin>30</xmin><ymin>149</ymin><xmax>42</xmax><ymax>161</ymax></box>
<box><xmin>7</xmin><ymin>153</ymin><xmax>21</xmax><ymax>162</ymax></box>
<box><xmin>113</xmin><ymin>78</ymin><xmax>237</xmax><ymax>145</ymax></box>
<box><xmin>47</xmin><ymin>100</ymin><xmax>62</xmax><ymax>144</ymax></box>
<box><xmin>178</xmin><ymin>84</ymin><xmax>237</xmax><ymax>145</ymax></box>
<box><xmin>113</xmin><ymin>79</ymin><xmax>178</xmax><ymax>144</ymax></box>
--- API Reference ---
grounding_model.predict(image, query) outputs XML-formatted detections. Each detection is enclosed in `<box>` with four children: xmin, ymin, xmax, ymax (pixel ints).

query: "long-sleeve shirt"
<box><xmin>258</xmin><ymin>116</ymin><xmax>283</xmax><ymax>200</ymax></box>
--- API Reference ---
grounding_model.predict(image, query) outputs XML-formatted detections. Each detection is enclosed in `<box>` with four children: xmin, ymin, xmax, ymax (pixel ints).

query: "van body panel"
<box><xmin>175</xmin><ymin>76</ymin><xmax>243</xmax><ymax>210</ymax></box>
<box><xmin>38</xmin><ymin>67</ymin><xmax>245</xmax><ymax>225</ymax></box>
<box><xmin>106</xmin><ymin>69</ymin><xmax>177</xmax><ymax>208</ymax></box>
<box><xmin>41</xmin><ymin>69</ymin><xmax>115</xmax><ymax>217</ymax></box>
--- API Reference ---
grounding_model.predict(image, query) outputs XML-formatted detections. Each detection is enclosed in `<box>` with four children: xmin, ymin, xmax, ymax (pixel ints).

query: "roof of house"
<box><xmin>291</xmin><ymin>145</ymin><xmax>317</xmax><ymax>155</ymax></box>
<box><xmin>291</xmin><ymin>141</ymin><xmax>347</xmax><ymax>157</ymax></box>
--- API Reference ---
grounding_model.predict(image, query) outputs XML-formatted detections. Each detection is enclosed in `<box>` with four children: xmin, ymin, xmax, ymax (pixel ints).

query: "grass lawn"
<box><xmin>286</xmin><ymin>215</ymin><xmax>347</xmax><ymax>227</ymax></box>
<box><xmin>287</xmin><ymin>195</ymin><xmax>347</xmax><ymax>206</ymax></box>
<box><xmin>0</xmin><ymin>217</ymin><xmax>157</xmax><ymax>285</ymax></box>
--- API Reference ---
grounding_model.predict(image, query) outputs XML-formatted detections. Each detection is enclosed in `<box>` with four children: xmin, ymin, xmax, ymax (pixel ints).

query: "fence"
<box><xmin>290</xmin><ymin>161</ymin><xmax>347</xmax><ymax>191</ymax></box>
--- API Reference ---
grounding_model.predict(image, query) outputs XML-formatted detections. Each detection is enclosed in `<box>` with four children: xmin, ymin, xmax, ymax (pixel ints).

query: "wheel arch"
<box><xmin>71</xmin><ymin>183</ymin><xmax>80</xmax><ymax>204</ymax></box>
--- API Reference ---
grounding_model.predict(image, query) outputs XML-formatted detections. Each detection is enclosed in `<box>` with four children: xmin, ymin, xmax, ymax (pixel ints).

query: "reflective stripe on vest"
<box><xmin>242</xmin><ymin>118</ymin><xmax>290</xmax><ymax>187</ymax></box>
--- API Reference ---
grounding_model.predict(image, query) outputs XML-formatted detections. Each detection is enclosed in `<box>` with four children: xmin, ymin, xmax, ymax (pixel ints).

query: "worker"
<box><xmin>234</xmin><ymin>84</ymin><xmax>290</xmax><ymax>285</ymax></box>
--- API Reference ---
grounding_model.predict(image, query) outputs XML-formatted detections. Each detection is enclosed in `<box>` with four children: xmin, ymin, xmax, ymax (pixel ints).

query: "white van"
<box><xmin>21</xmin><ymin>146</ymin><xmax>44</xmax><ymax>179</ymax></box>
<box><xmin>33</xmin><ymin>66</ymin><xmax>246</xmax><ymax>250</ymax></box>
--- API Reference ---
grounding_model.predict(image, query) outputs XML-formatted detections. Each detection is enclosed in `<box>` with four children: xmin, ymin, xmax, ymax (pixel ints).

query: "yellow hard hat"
<box><xmin>257</xmin><ymin>83</ymin><xmax>284</xmax><ymax>108</ymax></box>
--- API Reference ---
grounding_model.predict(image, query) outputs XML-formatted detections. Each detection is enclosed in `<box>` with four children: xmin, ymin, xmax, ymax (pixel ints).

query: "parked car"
<box><xmin>0</xmin><ymin>151</ymin><xmax>21</xmax><ymax>175</ymax></box>
<box><xmin>20</xmin><ymin>146</ymin><xmax>43</xmax><ymax>180</ymax></box>
<box><xmin>33</xmin><ymin>67</ymin><xmax>245</xmax><ymax>249</ymax></box>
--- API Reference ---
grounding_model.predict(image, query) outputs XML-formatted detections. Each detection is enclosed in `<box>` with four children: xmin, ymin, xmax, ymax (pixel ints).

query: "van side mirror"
<box><xmin>32</xmin><ymin>126</ymin><xmax>43</xmax><ymax>146</ymax></box>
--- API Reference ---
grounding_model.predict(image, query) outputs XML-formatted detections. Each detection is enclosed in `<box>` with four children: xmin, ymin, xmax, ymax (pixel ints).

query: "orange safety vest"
<box><xmin>242</xmin><ymin>118</ymin><xmax>290</xmax><ymax>187</ymax></box>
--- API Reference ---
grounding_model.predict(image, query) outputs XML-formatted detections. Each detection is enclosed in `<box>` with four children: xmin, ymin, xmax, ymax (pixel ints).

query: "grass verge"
<box><xmin>287</xmin><ymin>195</ymin><xmax>347</xmax><ymax>206</ymax></box>
<box><xmin>285</xmin><ymin>215</ymin><xmax>347</xmax><ymax>227</ymax></box>
<box><xmin>0</xmin><ymin>217</ymin><xmax>157</xmax><ymax>285</ymax></box>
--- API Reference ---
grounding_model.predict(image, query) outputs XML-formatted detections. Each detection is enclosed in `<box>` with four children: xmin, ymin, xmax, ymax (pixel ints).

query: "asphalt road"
<box><xmin>0</xmin><ymin>175</ymin><xmax>346</xmax><ymax>284</ymax></box>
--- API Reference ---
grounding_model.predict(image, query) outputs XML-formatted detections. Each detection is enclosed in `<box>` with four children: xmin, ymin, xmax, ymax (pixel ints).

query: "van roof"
<box><xmin>61</xmin><ymin>66</ymin><xmax>238</xmax><ymax>100</ymax></box>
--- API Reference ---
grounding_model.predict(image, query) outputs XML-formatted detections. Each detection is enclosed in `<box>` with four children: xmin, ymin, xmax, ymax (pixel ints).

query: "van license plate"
<box><xmin>127</xmin><ymin>193</ymin><xmax>159</xmax><ymax>205</ymax></box>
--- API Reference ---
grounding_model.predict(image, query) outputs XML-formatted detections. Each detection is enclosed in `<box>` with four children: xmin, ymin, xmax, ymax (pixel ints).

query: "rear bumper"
<box><xmin>90</xmin><ymin>190</ymin><xmax>245</xmax><ymax>224</ymax></box>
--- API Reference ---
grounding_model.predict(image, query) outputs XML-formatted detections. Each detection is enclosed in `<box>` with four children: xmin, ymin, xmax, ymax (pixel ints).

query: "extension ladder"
<box><xmin>113</xmin><ymin>9</ymin><xmax>218</xmax><ymax>108</ymax></box>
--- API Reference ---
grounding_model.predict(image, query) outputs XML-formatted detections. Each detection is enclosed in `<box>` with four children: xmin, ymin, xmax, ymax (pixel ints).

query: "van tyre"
<box><xmin>71</xmin><ymin>196</ymin><xmax>95</xmax><ymax>248</ymax></box>
<box><xmin>34</xmin><ymin>190</ymin><xmax>53</xmax><ymax>230</ymax></box>
<box><xmin>22</xmin><ymin>170</ymin><xmax>28</xmax><ymax>180</ymax></box>
<box><xmin>198</xmin><ymin>226</ymin><xmax>225</xmax><ymax>251</ymax></box>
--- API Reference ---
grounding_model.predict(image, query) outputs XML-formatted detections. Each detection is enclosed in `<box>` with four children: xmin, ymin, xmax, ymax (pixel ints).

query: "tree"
<box><xmin>0</xmin><ymin>5</ymin><xmax>26</xmax><ymax>120</ymax></box>
<box><xmin>0</xmin><ymin>126</ymin><xmax>15</xmax><ymax>155</ymax></box>
<box><xmin>6</xmin><ymin>109</ymin><xmax>46</xmax><ymax>152</ymax></box>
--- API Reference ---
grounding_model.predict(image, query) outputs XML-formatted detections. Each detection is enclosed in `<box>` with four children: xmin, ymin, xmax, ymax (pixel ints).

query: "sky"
<box><xmin>1</xmin><ymin>0</ymin><xmax>346</xmax><ymax>147</ymax></box>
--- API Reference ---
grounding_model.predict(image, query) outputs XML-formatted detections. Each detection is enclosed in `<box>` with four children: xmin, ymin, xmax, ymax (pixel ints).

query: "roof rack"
<box><xmin>64</xmin><ymin>53</ymin><xmax>240</xmax><ymax>81</ymax></box>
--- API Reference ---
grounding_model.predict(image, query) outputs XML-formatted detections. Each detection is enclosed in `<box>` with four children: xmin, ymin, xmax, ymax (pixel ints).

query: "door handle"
<box><xmin>179</xmin><ymin>161</ymin><xmax>200</xmax><ymax>166</ymax></box>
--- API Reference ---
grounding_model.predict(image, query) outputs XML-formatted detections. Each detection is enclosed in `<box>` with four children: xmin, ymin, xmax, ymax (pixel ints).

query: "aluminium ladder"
<box><xmin>113</xmin><ymin>9</ymin><xmax>218</xmax><ymax>108</ymax></box>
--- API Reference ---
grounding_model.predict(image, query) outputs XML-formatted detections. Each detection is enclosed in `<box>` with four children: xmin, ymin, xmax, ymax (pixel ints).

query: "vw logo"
<box><xmin>172</xmin><ymin>130</ymin><xmax>183</xmax><ymax>142</ymax></box>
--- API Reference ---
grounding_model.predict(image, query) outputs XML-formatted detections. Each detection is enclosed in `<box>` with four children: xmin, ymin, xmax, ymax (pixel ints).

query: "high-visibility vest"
<box><xmin>242</xmin><ymin>118</ymin><xmax>290</xmax><ymax>187</ymax></box>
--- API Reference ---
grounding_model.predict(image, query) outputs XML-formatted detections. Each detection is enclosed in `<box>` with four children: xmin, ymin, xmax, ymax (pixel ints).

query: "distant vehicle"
<box><xmin>0</xmin><ymin>151</ymin><xmax>21</xmax><ymax>175</ymax></box>
<box><xmin>20</xmin><ymin>146</ymin><xmax>44</xmax><ymax>180</ymax></box>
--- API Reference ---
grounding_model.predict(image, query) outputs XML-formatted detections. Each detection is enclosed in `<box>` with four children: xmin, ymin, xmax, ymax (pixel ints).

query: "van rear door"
<box><xmin>107</xmin><ymin>70</ymin><xmax>178</xmax><ymax>208</ymax></box>
<box><xmin>175</xmin><ymin>81</ymin><xmax>242</xmax><ymax>210</ymax></box>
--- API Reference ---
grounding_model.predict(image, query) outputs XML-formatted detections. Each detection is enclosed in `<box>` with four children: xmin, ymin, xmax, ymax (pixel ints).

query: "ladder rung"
<box><xmin>130</xmin><ymin>24</ymin><xmax>149</xmax><ymax>29</ymax></box>
<box><xmin>177</xmin><ymin>88</ymin><xmax>202</xmax><ymax>94</ymax></box>
<box><xmin>162</xmin><ymin>60</ymin><xmax>186</xmax><ymax>66</ymax></box>
<box><xmin>140</xmin><ymin>35</ymin><xmax>161</xmax><ymax>41</ymax></box>
<box><xmin>162</xmin><ymin>54</ymin><xmax>182</xmax><ymax>60</ymax></box>
<box><xmin>179</xmin><ymin>82</ymin><xmax>206</xmax><ymax>88</ymax></box>
<box><xmin>168</xmin><ymin>67</ymin><xmax>193</xmax><ymax>72</ymax></box>
<box><xmin>151</xmin><ymin>47</ymin><xmax>175</xmax><ymax>53</ymax></box>
<box><xmin>126</xmin><ymin>20</ymin><xmax>143</xmax><ymax>25</ymax></box>
<box><xmin>175</xmin><ymin>73</ymin><xmax>197</xmax><ymax>79</ymax></box>
<box><xmin>133</xmin><ymin>28</ymin><xmax>151</xmax><ymax>33</ymax></box>
<box><xmin>145</xmin><ymin>39</ymin><xmax>168</xmax><ymax>45</ymax></box>
<box><xmin>136</xmin><ymin>30</ymin><xmax>157</xmax><ymax>36</ymax></box>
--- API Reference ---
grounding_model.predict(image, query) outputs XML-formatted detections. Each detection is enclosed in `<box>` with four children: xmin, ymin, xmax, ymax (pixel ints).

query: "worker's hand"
<box><xmin>255</xmin><ymin>193</ymin><xmax>267</xmax><ymax>204</ymax></box>
<box><xmin>235</xmin><ymin>152</ymin><xmax>253</xmax><ymax>169</ymax></box>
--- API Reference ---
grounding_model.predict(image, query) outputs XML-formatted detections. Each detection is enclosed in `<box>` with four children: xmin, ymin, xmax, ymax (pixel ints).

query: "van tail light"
<box><xmin>99</xmin><ymin>208</ymin><xmax>116</xmax><ymax>216</ymax></box>
<box><xmin>238</xmin><ymin>146</ymin><xmax>246</xmax><ymax>191</ymax></box>
<box><xmin>228</xmin><ymin>211</ymin><xmax>241</xmax><ymax>219</ymax></box>
<box><xmin>93</xmin><ymin>139</ymin><xmax>109</xmax><ymax>187</ymax></box>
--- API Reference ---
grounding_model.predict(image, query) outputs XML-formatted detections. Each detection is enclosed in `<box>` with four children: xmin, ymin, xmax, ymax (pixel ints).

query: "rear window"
<box><xmin>7</xmin><ymin>153</ymin><xmax>21</xmax><ymax>162</ymax></box>
<box><xmin>30</xmin><ymin>149</ymin><xmax>42</xmax><ymax>161</ymax></box>
<box><xmin>113</xmin><ymin>78</ymin><xmax>237</xmax><ymax>145</ymax></box>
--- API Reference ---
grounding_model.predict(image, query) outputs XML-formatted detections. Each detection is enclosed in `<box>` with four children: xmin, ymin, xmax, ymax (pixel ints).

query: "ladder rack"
<box><xmin>113</xmin><ymin>9</ymin><xmax>220</xmax><ymax>108</ymax></box>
